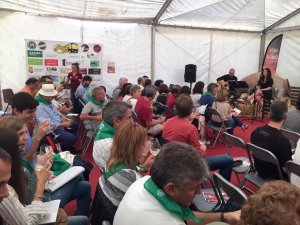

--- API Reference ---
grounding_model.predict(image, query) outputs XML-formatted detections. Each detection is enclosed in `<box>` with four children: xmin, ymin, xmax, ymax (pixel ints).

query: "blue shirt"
<box><xmin>36</xmin><ymin>102</ymin><xmax>62</xmax><ymax>130</ymax></box>
<box><xmin>75</xmin><ymin>84</ymin><xmax>89</xmax><ymax>98</ymax></box>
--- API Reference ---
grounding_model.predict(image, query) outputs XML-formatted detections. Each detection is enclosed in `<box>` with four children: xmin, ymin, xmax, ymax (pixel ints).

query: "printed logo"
<box><xmin>28</xmin><ymin>58</ymin><xmax>43</xmax><ymax>66</ymax></box>
<box><xmin>27</xmin><ymin>50</ymin><xmax>43</xmax><ymax>58</ymax></box>
<box><xmin>38</xmin><ymin>41</ymin><xmax>47</xmax><ymax>50</ymax></box>
<box><xmin>90</xmin><ymin>61</ymin><xmax>99</xmax><ymax>67</ymax></box>
<box><xmin>44</xmin><ymin>59</ymin><xmax>58</xmax><ymax>66</ymax></box>
<box><xmin>27</xmin><ymin>41</ymin><xmax>36</xmax><ymax>49</ymax></box>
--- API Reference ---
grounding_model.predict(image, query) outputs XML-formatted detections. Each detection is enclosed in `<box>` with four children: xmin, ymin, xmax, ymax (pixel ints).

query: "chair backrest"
<box><xmin>281</xmin><ymin>128</ymin><xmax>300</xmax><ymax>150</ymax></box>
<box><xmin>163</xmin><ymin>104</ymin><xmax>175</xmax><ymax>115</ymax></box>
<box><xmin>78</xmin><ymin>99</ymin><xmax>86</xmax><ymax>107</ymax></box>
<box><xmin>206</xmin><ymin>107</ymin><xmax>226</xmax><ymax>127</ymax></box>
<box><xmin>213</xmin><ymin>173</ymin><xmax>247</xmax><ymax>206</ymax></box>
<box><xmin>2</xmin><ymin>89</ymin><xmax>14</xmax><ymax>104</ymax></box>
<box><xmin>286</xmin><ymin>160</ymin><xmax>300</xmax><ymax>182</ymax></box>
<box><xmin>223</xmin><ymin>132</ymin><xmax>246</xmax><ymax>149</ymax></box>
<box><xmin>153</xmin><ymin>101</ymin><xmax>164</xmax><ymax>110</ymax></box>
<box><xmin>246</xmin><ymin>143</ymin><xmax>283</xmax><ymax>179</ymax></box>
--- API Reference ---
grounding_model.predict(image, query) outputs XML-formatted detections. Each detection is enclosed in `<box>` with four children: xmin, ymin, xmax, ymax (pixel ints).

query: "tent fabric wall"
<box><xmin>154</xmin><ymin>26</ymin><xmax>261</xmax><ymax>87</ymax></box>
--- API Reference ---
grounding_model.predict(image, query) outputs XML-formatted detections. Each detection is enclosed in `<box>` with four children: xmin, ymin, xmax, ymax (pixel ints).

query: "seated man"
<box><xmin>80</xmin><ymin>86</ymin><xmax>108</xmax><ymax>136</ymax></box>
<box><xmin>217</xmin><ymin>68</ymin><xmax>238</xmax><ymax>83</ymax></box>
<box><xmin>251</xmin><ymin>101</ymin><xmax>292</xmax><ymax>180</ymax></box>
<box><xmin>199</xmin><ymin>83</ymin><xmax>218</xmax><ymax>122</ymax></box>
<box><xmin>35</xmin><ymin>84</ymin><xmax>78</xmax><ymax>153</ymax></box>
<box><xmin>283</xmin><ymin>95</ymin><xmax>300</xmax><ymax>133</ymax></box>
<box><xmin>112</xmin><ymin>77</ymin><xmax>128</xmax><ymax>99</ymax></box>
<box><xmin>114</xmin><ymin>142</ymin><xmax>240</xmax><ymax>225</ymax></box>
<box><xmin>75</xmin><ymin>75</ymin><xmax>92</xmax><ymax>101</ymax></box>
<box><xmin>20</xmin><ymin>77</ymin><xmax>39</xmax><ymax>97</ymax></box>
<box><xmin>93</xmin><ymin>101</ymin><xmax>132</xmax><ymax>172</ymax></box>
<box><xmin>135</xmin><ymin>85</ymin><xmax>165</xmax><ymax>135</ymax></box>
<box><xmin>163</xmin><ymin>94</ymin><xmax>233</xmax><ymax>181</ymax></box>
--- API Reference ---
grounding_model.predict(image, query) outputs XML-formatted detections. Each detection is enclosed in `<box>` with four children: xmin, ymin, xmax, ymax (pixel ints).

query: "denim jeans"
<box><xmin>68</xmin><ymin>216</ymin><xmax>88</xmax><ymax>225</ymax></box>
<box><xmin>206</xmin><ymin>155</ymin><xmax>233</xmax><ymax>181</ymax></box>
<box><xmin>44</xmin><ymin>174</ymin><xmax>91</xmax><ymax>216</ymax></box>
<box><xmin>224</xmin><ymin>116</ymin><xmax>243</xmax><ymax>134</ymax></box>
<box><xmin>54</xmin><ymin>122</ymin><xmax>79</xmax><ymax>151</ymax></box>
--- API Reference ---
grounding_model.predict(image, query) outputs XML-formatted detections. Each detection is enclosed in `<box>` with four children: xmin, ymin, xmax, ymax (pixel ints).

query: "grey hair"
<box><xmin>145</xmin><ymin>85</ymin><xmax>157</xmax><ymax>97</ymax></box>
<box><xmin>207</xmin><ymin>83</ymin><xmax>217</xmax><ymax>93</ymax></box>
<box><xmin>129</xmin><ymin>85</ymin><xmax>141</xmax><ymax>95</ymax></box>
<box><xmin>119</xmin><ymin>77</ymin><xmax>128</xmax><ymax>83</ymax></box>
<box><xmin>270</xmin><ymin>101</ymin><xmax>288</xmax><ymax>122</ymax></box>
<box><xmin>150</xmin><ymin>142</ymin><xmax>209</xmax><ymax>190</ymax></box>
<box><xmin>102</xmin><ymin>100</ymin><xmax>132</xmax><ymax>126</ymax></box>
<box><xmin>92</xmin><ymin>86</ymin><xmax>105</xmax><ymax>97</ymax></box>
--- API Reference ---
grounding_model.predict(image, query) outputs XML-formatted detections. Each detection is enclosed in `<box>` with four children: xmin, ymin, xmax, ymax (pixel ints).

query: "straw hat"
<box><xmin>38</xmin><ymin>84</ymin><xmax>58</xmax><ymax>96</ymax></box>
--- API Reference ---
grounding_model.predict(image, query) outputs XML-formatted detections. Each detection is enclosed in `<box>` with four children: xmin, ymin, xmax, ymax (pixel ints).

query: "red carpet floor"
<box><xmin>64</xmin><ymin>117</ymin><xmax>269</xmax><ymax>216</ymax></box>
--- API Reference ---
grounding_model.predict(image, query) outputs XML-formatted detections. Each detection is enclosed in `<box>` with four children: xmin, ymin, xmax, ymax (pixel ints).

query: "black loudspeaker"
<box><xmin>184</xmin><ymin>64</ymin><xmax>196</xmax><ymax>83</ymax></box>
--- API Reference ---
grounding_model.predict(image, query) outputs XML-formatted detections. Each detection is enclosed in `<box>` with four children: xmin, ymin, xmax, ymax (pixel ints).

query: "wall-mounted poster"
<box><xmin>25</xmin><ymin>40</ymin><xmax>103</xmax><ymax>86</ymax></box>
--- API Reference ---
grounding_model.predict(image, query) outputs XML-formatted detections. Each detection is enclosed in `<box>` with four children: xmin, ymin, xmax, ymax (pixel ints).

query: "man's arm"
<box><xmin>80</xmin><ymin>113</ymin><xmax>102</xmax><ymax>121</ymax></box>
<box><xmin>216</xmin><ymin>75</ymin><xmax>226</xmax><ymax>81</ymax></box>
<box><xmin>188</xmin><ymin>210</ymin><xmax>240</xmax><ymax>225</ymax></box>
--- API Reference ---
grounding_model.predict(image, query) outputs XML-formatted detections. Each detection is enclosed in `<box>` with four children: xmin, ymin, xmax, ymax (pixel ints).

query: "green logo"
<box><xmin>28</xmin><ymin>58</ymin><xmax>43</xmax><ymax>66</ymax></box>
<box><xmin>90</xmin><ymin>61</ymin><xmax>99</xmax><ymax>67</ymax></box>
<box><xmin>27</xmin><ymin>50</ymin><xmax>43</xmax><ymax>58</ymax></box>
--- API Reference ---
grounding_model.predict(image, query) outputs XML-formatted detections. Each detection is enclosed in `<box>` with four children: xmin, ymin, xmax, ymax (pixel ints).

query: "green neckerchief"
<box><xmin>104</xmin><ymin>163</ymin><xmax>126</xmax><ymax>180</ymax></box>
<box><xmin>90</xmin><ymin>96</ymin><xmax>106</xmax><ymax>108</ymax></box>
<box><xmin>22</xmin><ymin>157</ymin><xmax>33</xmax><ymax>174</ymax></box>
<box><xmin>202</xmin><ymin>91</ymin><xmax>214</xmax><ymax>97</ymax></box>
<box><xmin>144</xmin><ymin>177</ymin><xmax>204</xmax><ymax>223</ymax></box>
<box><xmin>94</xmin><ymin>121</ymin><xmax>115</xmax><ymax>141</ymax></box>
<box><xmin>35</xmin><ymin>94</ymin><xmax>51</xmax><ymax>105</ymax></box>
<box><xmin>51</xmin><ymin>154</ymin><xmax>71</xmax><ymax>176</ymax></box>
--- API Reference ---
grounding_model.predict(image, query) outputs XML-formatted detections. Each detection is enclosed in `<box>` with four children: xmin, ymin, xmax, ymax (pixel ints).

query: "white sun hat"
<box><xmin>38</xmin><ymin>84</ymin><xmax>58</xmax><ymax>96</ymax></box>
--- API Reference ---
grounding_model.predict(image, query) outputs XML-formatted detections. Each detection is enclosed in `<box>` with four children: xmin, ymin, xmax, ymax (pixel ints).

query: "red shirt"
<box><xmin>135</xmin><ymin>97</ymin><xmax>152</xmax><ymax>128</ymax></box>
<box><xmin>166</xmin><ymin>94</ymin><xmax>176</xmax><ymax>118</ymax></box>
<box><xmin>162</xmin><ymin>117</ymin><xmax>205</xmax><ymax>155</ymax></box>
<box><xmin>68</xmin><ymin>72</ymin><xmax>82</xmax><ymax>91</ymax></box>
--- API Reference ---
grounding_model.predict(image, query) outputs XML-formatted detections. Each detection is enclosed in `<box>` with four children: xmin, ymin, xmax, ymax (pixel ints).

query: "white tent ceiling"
<box><xmin>1</xmin><ymin>0</ymin><xmax>300</xmax><ymax>32</ymax></box>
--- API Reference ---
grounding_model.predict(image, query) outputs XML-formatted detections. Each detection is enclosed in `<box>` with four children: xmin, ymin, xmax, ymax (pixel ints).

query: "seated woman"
<box><xmin>0</xmin><ymin>116</ymin><xmax>91</xmax><ymax>217</ymax></box>
<box><xmin>247</xmin><ymin>68</ymin><xmax>274</xmax><ymax>110</ymax></box>
<box><xmin>212</xmin><ymin>88</ymin><xmax>248</xmax><ymax>134</ymax></box>
<box><xmin>0</xmin><ymin>128</ymin><xmax>88</xmax><ymax>225</ymax></box>
<box><xmin>91</xmin><ymin>122</ymin><xmax>155</xmax><ymax>225</ymax></box>
<box><xmin>191</xmin><ymin>81</ymin><xmax>204</xmax><ymax>106</ymax></box>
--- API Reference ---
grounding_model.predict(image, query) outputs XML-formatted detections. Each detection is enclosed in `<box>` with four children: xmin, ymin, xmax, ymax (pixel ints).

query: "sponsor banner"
<box><xmin>262</xmin><ymin>34</ymin><xmax>283</xmax><ymax>75</ymax></box>
<box><xmin>25</xmin><ymin>39</ymin><xmax>102</xmax><ymax>85</ymax></box>
<box><xmin>28</xmin><ymin>58</ymin><xmax>43</xmax><ymax>66</ymax></box>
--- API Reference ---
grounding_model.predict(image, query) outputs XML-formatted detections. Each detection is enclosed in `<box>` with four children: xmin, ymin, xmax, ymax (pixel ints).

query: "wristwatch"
<box><xmin>220</xmin><ymin>212</ymin><xmax>227</xmax><ymax>223</ymax></box>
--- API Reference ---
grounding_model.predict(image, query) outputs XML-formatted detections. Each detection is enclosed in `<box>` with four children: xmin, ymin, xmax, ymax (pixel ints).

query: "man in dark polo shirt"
<box><xmin>217</xmin><ymin>68</ymin><xmax>238</xmax><ymax>82</ymax></box>
<box><xmin>250</xmin><ymin>101</ymin><xmax>292</xmax><ymax>180</ymax></box>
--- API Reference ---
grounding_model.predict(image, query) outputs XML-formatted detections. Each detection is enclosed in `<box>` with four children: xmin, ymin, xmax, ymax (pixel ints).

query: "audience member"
<box><xmin>240</xmin><ymin>180</ymin><xmax>300</xmax><ymax>225</ymax></box>
<box><xmin>80</xmin><ymin>86</ymin><xmax>108</xmax><ymax>135</ymax></box>
<box><xmin>35</xmin><ymin>84</ymin><xmax>78</xmax><ymax>152</ymax></box>
<box><xmin>141</xmin><ymin>79</ymin><xmax>152</xmax><ymax>96</ymax></box>
<box><xmin>66</xmin><ymin>62</ymin><xmax>83</xmax><ymax>114</ymax></box>
<box><xmin>217</xmin><ymin>68</ymin><xmax>238</xmax><ymax>82</ymax></box>
<box><xmin>75</xmin><ymin>75</ymin><xmax>92</xmax><ymax>100</ymax></box>
<box><xmin>179</xmin><ymin>85</ymin><xmax>191</xmax><ymax>95</ymax></box>
<box><xmin>125</xmin><ymin>84</ymin><xmax>142</xmax><ymax>111</ymax></box>
<box><xmin>247</xmin><ymin>68</ymin><xmax>273</xmax><ymax>110</ymax></box>
<box><xmin>91</xmin><ymin>122</ymin><xmax>154</xmax><ymax>224</ymax></box>
<box><xmin>135</xmin><ymin>85</ymin><xmax>165</xmax><ymax>135</ymax></box>
<box><xmin>154</xmin><ymin>79</ymin><xmax>164</xmax><ymax>88</ymax></box>
<box><xmin>283</xmin><ymin>94</ymin><xmax>300</xmax><ymax>133</ymax></box>
<box><xmin>20</xmin><ymin>77</ymin><xmax>39</xmax><ymax>97</ymax></box>
<box><xmin>156</xmin><ymin>84</ymin><xmax>169</xmax><ymax>105</ymax></box>
<box><xmin>166</xmin><ymin>84</ymin><xmax>180</xmax><ymax>118</ymax></box>
<box><xmin>137</xmin><ymin>77</ymin><xmax>145</xmax><ymax>90</ymax></box>
<box><xmin>40</xmin><ymin>75</ymin><xmax>53</xmax><ymax>85</ymax></box>
<box><xmin>93</xmin><ymin>101</ymin><xmax>132</xmax><ymax>172</ymax></box>
<box><xmin>199</xmin><ymin>83</ymin><xmax>218</xmax><ymax>107</ymax></box>
<box><xmin>251</xmin><ymin>101</ymin><xmax>292</xmax><ymax>180</ymax></box>
<box><xmin>191</xmin><ymin>81</ymin><xmax>204</xmax><ymax>106</ymax></box>
<box><xmin>112</xmin><ymin>77</ymin><xmax>128</xmax><ymax>99</ymax></box>
<box><xmin>119</xmin><ymin>83</ymin><xmax>132</xmax><ymax>101</ymax></box>
<box><xmin>212</xmin><ymin>88</ymin><xmax>248</xmax><ymax>134</ymax></box>
<box><xmin>114</xmin><ymin>142</ymin><xmax>240</xmax><ymax>225</ymax></box>
<box><xmin>162</xmin><ymin>95</ymin><xmax>233</xmax><ymax>181</ymax></box>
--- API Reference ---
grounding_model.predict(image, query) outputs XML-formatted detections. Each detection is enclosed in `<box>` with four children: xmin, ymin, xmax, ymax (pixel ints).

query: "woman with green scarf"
<box><xmin>91</xmin><ymin>122</ymin><xmax>155</xmax><ymax>225</ymax></box>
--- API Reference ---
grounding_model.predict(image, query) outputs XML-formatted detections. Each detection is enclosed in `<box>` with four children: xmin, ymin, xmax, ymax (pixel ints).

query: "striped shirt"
<box><xmin>0</xmin><ymin>185</ymin><xmax>49</xmax><ymax>225</ymax></box>
<box><xmin>99</xmin><ymin>169</ymin><xmax>141</xmax><ymax>206</ymax></box>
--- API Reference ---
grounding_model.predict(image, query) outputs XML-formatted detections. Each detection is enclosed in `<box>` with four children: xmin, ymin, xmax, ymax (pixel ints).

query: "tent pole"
<box><xmin>152</xmin><ymin>0</ymin><xmax>174</xmax><ymax>25</ymax></box>
<box><xmin>258</xmin><ymin>33</ymin><xmax>266</xmax><ymax>72</ymax></box>
<box><xmin>208</xmin><ymin>32</ymin><xmax>213</xmax><ymax>84</ymax></box>
<box><xmin>151</xmin><ymin>26</ymin><xmax>155</xmax><ymax>81</ymax></box>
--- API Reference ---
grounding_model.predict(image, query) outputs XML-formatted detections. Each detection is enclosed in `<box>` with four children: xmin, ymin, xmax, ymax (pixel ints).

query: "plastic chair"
<box><xmin>213</xmin><ymin>173</ymin><xmax>247</xmax><ymax>211</ymax></box>
<box><xmin>281</xmin><ymin>128</ymin><xmax>300</xmax><ymax>153</ymax></box>
<box><xmin>223</xmin><ymin>132</ymin><xmax>251</xmax><ymax>184</ymax></box>
<box><xmin>2</xmin><ymin>89</ymin><xmax>14</xmax><ymax>114</ymax></box>
<box><xmin>286</xmin><ymin>160</ymin><xmax>300</xmax><ymax>182</ymax></box>
<box><xmin>206</xmin><ymin>107</ymin><xmax>231</xmax><ymax>148</ymax></box>
<box><xmin>241</xmin><ymin>143</ymin><xmax>283</xmax><ymax>192</ymax></box>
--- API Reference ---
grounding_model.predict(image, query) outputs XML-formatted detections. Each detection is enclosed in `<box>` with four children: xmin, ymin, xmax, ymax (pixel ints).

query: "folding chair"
<box><xmin>2</xmin><ymin>89</ymin><xmax>14</xmax><ymax>114</ymax></box>
<box><xmin>213</xmin><ymin>173</ymin><xmax>247</xmax><ymax>211</ymax></box>
<box><xmin>286</xmin><ymin>160</ymin><xmax>300</xmax><ymax>182</ymax></box>
<box><xmin>192</xmin><ymin>175</ymin><xmax>222</xmax><ymax>212</ymax></box>
<box><xmin>81</xmin><ymin>122</ymin><xmax>98</xmax><ymax>157</ymax></box>
<box><xmin>153</xmin><ymin>101</ymin><xmax>164</xmax><ymax>115</ymax></box>
<box><xmin>223</xmin><ymin>132</ymin><xmax>251</xmax><ymax>184</ymax></box>
<box><xmin>281</xmin><ymin>128</ymin><xmax>300</xmax><ymax>154</ymax></box>
<box><xmin>206</xmin><ymin>107</ymin><xmax>231</xmax><ymax>148</ymax></box>
<box><xmin>241</xmin><ymin>143</ymin><xmax>283</xmax><ymax>193</ymax></box>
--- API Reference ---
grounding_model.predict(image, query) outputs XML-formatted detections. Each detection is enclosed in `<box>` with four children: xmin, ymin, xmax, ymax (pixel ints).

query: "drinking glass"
<box><xmin>149</xmin><ymin>138</ymin><xmax>161</xmax><ymax>156</ymax></box>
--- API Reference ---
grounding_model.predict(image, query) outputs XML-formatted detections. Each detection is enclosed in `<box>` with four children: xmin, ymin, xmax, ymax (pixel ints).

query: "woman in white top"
<box><xmin>191</xmin><ymin>81</ymin><xmax>204</xmax><ymax>106</ymax></box>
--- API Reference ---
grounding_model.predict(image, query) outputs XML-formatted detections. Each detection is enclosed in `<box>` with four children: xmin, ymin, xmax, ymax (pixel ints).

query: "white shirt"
<box><xmin>93</xmin><ymin>137</ymin><xmax>113</xmax><ymax>172</ymax></box>
<box><xmin>113</xmin><ymin>176</ymin><xmax>185</xmax><ymax>225</ymax></box>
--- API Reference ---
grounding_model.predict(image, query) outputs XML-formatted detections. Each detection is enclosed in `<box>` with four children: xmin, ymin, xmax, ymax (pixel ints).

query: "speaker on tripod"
<box><xmin>184</xmin><ymin>64</ymin><xmax>196</xmax><ymax>89</ymax></box>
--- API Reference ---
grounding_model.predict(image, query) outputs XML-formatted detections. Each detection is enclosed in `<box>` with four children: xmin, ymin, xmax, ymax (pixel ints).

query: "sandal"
<box><xmin>241</xmin><ymin>124</ymin><xmax>249</xmax><ymax>132</ymax></box>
